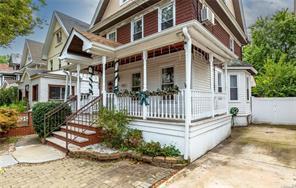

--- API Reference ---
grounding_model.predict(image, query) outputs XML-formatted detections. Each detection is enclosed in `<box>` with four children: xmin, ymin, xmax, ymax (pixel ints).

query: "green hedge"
<box><xmin>32</xmin><ymin>102</ymin><xmax>71</xmax><ymax>138</ymax></box>
<box><xmin>0</xmin><ymin>87</ymin><xmax>18</xmax><ymax>106</ymax></box>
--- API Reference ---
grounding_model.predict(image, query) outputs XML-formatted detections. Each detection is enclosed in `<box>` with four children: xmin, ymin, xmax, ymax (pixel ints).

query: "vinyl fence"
<box><xmin>252</xmin><ymin>97</ymin><xmax>296</xmax><ymax>125</ymax></box>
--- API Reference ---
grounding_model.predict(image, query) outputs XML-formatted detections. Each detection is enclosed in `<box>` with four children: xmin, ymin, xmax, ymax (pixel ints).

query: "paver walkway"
<box><xmin>163</xmin><ymin>125</ymin><xmax>296</xmax><ymax>188</ymax></box>
<box><xmin>0</xmin><ymin>158</ymin><xmax>176</xmax><ymax>188</ymax></box>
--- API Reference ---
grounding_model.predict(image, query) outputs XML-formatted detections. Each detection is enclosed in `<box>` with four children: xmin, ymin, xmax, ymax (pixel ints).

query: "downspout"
<box><xmin>63</xmin><ymin>70</ymin><xmax>69</xmax><ymax>102</ymax></box>
<box><xmin>182</xmin><ymin>27</ymin><xmax>192</xmax><ymax>161</ymax></box>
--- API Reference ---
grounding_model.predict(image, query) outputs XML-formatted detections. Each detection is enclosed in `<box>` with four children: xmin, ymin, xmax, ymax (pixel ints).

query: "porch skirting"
<box><xmin>129</xmin><ymin>115</ymin><xmax>231</xmax><ymax>162</ymax></box>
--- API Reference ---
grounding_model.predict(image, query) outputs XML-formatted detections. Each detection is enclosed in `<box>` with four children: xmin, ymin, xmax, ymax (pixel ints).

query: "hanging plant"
<box><xmin>230</xmin><ymin>107</ymin><xmax>239</xmax><ymax>127</ymax></box>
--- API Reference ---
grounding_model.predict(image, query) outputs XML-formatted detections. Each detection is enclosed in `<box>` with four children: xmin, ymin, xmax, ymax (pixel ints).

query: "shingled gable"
<box><xmin>41</xmin><ymin>11</ymin><xmax>90</xmax><ymax>60</ymax></box>
<box><xmin>20</xmin><ymin>39</ymin><xmax>46</xmax><ymax>69</ymax></box>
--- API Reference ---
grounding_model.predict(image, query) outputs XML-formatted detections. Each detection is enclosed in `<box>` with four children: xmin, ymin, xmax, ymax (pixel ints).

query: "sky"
<box><xmin>0</xmin><ymin>0</ymin><xmax>294</xmax><ymax>55</ymax></box>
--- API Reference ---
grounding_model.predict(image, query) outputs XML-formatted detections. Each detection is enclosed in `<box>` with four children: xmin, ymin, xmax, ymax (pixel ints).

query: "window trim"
<box><xmin>131</xmin><ymin>72</ymin><xmax>141</xmax><ymax>92</ymax></box>
<box><xmin>131</xmin><ymin>16</ymin><xmax>144</xmax><ymax>42</ymax></box>
<box><xmin>107</xmin><ymin>30</ymin><xmax>117</xmax><ymax>42</ymax></box>
<box><xmin>217</xmin><ymin>72</ymin><xmax>223</xmax><ymax>93</ymax></box>
<box><xmin>55</xmin><ymin>29</ymin><xmax>63</xmax><ymax>44</ymax></box>
<box><xmin>161</xmin><ymin>66</ymin><xmax>175</xmax><ymax>90</ymax></box>
<box><xmin>229</xmin><ymin>38</ymin><xmax>234</xmax><ymax>52</ymax></box>
<box><xmin>229</xmin><ymin>74</ymin><xmax>239</xmax><ymax>101</ymax></box>
<box><xmin>158</xmin><ymin>1</ymin><xmax>176</xmax><ymax>32</ymax></box>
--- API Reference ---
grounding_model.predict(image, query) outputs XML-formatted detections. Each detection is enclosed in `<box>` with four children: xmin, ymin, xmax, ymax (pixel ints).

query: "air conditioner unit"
<box><xmin>201</xmin><ymin>7</ymin><xmax>214</xmax><ymax>25</ymax></box>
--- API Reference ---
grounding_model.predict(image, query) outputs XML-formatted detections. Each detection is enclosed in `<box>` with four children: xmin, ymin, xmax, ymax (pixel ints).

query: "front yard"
<box><xmin>163</xmin><ymin>125</ymin><xmax>296</xmax><ymax>188</ymax></box>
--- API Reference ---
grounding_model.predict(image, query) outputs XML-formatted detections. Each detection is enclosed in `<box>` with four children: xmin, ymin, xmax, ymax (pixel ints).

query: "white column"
<box><xmin>64</xmin><ymin>71</ymin><xmax>69</xmax><ymax>102</ymax></box>
<box><xmin>224</xmin><ymin>63</ymin><xmax>229</xmax><ymax>114</ymax></box>
<box><xmin>209</xmin><ymin>54</ymin><xmax>215</xmax><ymax>117</ymax></box>
<box><xmin>183</xmin><ymin>27</ymin><xmax>192</xmax><ymax>160</ymax></box>
<box><xmin>102</xmin><ymin>56</ymin><xmax>107</xmax><ymax>107</ymax></box>
<box><xmin>76</xmin><ymin>64</ymin><xmax>81</xmax><ymax>109</ymax></box>
<box><xmin>69</xmin><ymin>72</ymin><xmax>72</xmax><ymax>96</ymax></box>
<box><xmin>142</xmin><ymin>50</ymin><xmax>148</xmax><ymax>120</ymax></box>
<box><xmin>114</xmin><ymin>60</ymin><xmax>119</xmax><ymax>110</ymax></box>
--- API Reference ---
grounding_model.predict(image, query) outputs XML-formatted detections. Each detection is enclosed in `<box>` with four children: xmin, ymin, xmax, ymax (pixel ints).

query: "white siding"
<box><xmin>192</xmin><ymin>52</ymin><xmax>211</xmax><ymax>91</ymax></box>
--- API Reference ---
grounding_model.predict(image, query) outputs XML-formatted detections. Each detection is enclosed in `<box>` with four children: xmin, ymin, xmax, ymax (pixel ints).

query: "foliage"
<box><xmin>123</xmin><ymin>129</ymin><xmax>143</xmax><ymax>149</ymax></box>
<box><xmin>116</xmin><ymin>85</ymin><xmax>180</xmax><ymax>97</ymax></box>
<box><xmin>230</xmin><ymin>107</ymin><xmax>239</xmax><ymax>117</ymax></box>
<box><xmin>0</xmin><ymin>87</ymin><xmax>18</xmax><ymax>106</ymax></box>
<box><xmin>32</xmin><ymin>102</ymin><xmax>71</xmax><ymax>138</ymax></box>
<box><xmin>253</xmin><ymin>57</ymin><xmax>296</xmax><ymax>97</ymax></box>
<box><xmin>96</xmin><ymin>108</ymin><xmax>132</xmax><ymax>148</ymax></box>
<box><xmin>1</xmin><ymin>101</ymin><xmax>27</xmax><ymax>113</ymax></box>
<box><xmin>243</xmin><ymin>10</ymin><xmax>296</xmax><ymax>72</ymax></box>
<box><xmin>0</xmin><ymin>0</ymin><xmax>46</xmax><ymax>47</ymax></box>
<box><xmin>137</xmin><ymin>141</ymin><xmax>181</xmax><ymax>157</ymax></box>
<box><xmin>0</xmin><ymin>55</ymin><xmax>9</xmax><ymax>64</ymax></box>
<box><xmin>0</xmin><ymin>108</ymin><xmax>18</xmax><ymax>133</ymax></box>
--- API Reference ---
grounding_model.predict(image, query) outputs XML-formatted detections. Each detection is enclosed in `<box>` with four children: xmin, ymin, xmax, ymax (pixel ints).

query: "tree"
<box><xmin>243</xmin><ymin>10</ymin><xmax>296</xmax><ymax>72</ymax></box>
<box><xmin>253</xmin><ymin>55</ymin><xmax>296</xmax><ymax>97</ymax></box>
<box><xmin>0</xmin><ymin>0</ymin><xmax>46</xmax><ymax>47</ymax></box>
<box><xmin>0</xmin><ymin>55</ymin><xmax>9</xmax><ymax>64</ymax></box>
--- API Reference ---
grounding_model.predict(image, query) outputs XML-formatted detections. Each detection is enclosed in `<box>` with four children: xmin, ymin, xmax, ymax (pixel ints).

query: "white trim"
<box><xmin>131</xmin><ymin>16</ymin><xmax>144</xmax><ymax>42</ymax></box>
<box><xmin>158</xmin><ymin>1</ymin><xmax>176</xmax><ymax>32</ymax></box>
<box><xmin>106</xmin><ymin>30</ymin><xmax>117</xmax><ymax>42</ymax></box>
<box><xmin>90</xmin><ymin>0</ymin><xmax>104</xmax><ymax>28</ymax></box>
<box><xmin>119</xmin><ymin>0</ymin><xmax>128</xmax><ymax>6</ymax></box>
<box><xmin>229</xmin><ymin>73</ymin><xmax>239</xmax><ymax>102</ymax></box>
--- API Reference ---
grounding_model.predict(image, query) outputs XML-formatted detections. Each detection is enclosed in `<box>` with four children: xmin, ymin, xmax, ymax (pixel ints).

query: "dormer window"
<box><xmin>159</xmin><ymin>3</ymin><xmax>175</xmax><ymax>31</ymax></box>
<box><xmin>229</xmin><ymin>38</ymin><xmax>234</xmax><ymax>52</ymax></box>
<box><xmin>132</xmin><ymin>18</ymin><xmax>143</xmax><ymax>41</ymax></box>
<box><xmin>107</xmin><ymin>31</ymin><xmax>117</xmax><ymax>42</ymax></box>
<box><xmin>56</xmin><ymin>29</ymin><xmax>62</xmax><ymax>44</ymax></box>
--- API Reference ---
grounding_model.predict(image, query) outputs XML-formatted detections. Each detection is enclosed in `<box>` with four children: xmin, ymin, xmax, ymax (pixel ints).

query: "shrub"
<box><xmin>123</xmin><ymin>129</ymin><xmax>143</xmax><ymax>149</ymax></box>
<box><xmin>1</xmin><ymin>101</ymin><xmax>27</xmax><ymax>113</ymax></box>
<box><xmin>32</xmin><ymin>102</ymin><xmax>71</xmax><ymax>138</ymax></box>
<box><xmin>96</xmin><ymin>108</ymin><xmax>132</xmax><ymax>148</ymax></box>
<box><xmin>0</xmin><ymin>87</ymin><xmax>18</xmax><ymax>106</ymax></box>
<box><xmin>0</xmin><ymin>108</ymin><xmax>18</xmax><ymax>133</ymax></box>
<box><xmin>137</xmin><ymin>141</ymin><xmax>181</xmax><ymax>157</ymax></box>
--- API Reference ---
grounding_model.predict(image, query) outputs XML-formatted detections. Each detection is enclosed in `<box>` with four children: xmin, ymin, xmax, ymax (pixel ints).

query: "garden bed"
<box><xmin>68</xmin><ymin>144</ymin><xmax>188</xmax><ymax>169</ymax></box>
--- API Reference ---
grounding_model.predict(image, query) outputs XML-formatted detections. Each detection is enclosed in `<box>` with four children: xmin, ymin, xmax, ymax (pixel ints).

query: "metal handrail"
<box><xmin>43</xmin><ymin>95</ymin><xmax>78</xmax><ymax>138</ymax></box>
<box><xmin>65</xmin><ymin>96</ymin><xmax>102</xmax><ymax>151</ymax></box>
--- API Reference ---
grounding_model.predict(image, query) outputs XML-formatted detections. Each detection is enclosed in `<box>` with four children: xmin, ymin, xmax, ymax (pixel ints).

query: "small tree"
<box><xmin>0</xmin><ymin>0</ymin><xmax>46</xmax><ymax>47</ymax></box>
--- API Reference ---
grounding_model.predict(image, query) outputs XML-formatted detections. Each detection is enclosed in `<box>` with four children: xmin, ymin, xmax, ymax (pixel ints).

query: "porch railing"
<box><xmin>43</xmin><ymin>95</ymin><xmax>77</xmax><ymax>138</ymax></box>
<box><xmin>105</xmin><ymin>90</ymin><xmax>227</xmax><ymax>121</ymax></box>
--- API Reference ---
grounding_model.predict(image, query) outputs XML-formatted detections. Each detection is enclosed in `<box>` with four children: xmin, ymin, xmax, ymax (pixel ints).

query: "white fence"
<box><xmin>252</xmin><ymin>97</ymin><xmax>296</xmax><ymax>125</ymax></box>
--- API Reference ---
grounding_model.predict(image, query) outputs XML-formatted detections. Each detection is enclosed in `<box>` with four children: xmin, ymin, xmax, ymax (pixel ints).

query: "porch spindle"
<box><xmin>210</xmin><ymin>53</ymin><xmax>215</xmax><ymax>117</ymax></box>
<box><xmin>142</xmin><ymin>50</ymin><xmax>148</xmax><ymax>120</ymax></box>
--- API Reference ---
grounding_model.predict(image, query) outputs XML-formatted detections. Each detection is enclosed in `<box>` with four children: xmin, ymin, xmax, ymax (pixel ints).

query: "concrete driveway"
<box><xmin>163</xmin><ymin>125</ymin><xmax>296</xmax><ymax>188</ymax></box>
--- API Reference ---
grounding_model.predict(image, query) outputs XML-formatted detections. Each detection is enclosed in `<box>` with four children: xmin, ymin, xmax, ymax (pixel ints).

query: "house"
<box><xmin>18</xmin><ymin>11</ymin><xmax>99</xmax><ymax>107</ymax></box>
<box><xmin>0</xmin><ymin>54</ymin><xmax>22</xmax><ymax>88</ymax></box>
<box><xmin>45</xmin><ymin>0</ymin><xmax>256</xmax><ymax>162</ymax></box>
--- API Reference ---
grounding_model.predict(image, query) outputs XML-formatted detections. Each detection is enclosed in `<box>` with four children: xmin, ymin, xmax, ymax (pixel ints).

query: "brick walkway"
<box><xmin>0</xmin><ymin>158</ymin><xmax>176</xmax><ymax>188</ymax></box>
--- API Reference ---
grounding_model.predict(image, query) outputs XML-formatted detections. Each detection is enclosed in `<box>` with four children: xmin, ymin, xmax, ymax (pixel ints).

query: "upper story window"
<box><xmin>132</xmin><ymin>73</ymin><xmax>141</xmax><ymax>92</ymax></box>
<box><xmin>159</xmin><ymin>3</ymin><xmax>175</xmax><ymax>31</ymax></box>
<box><xmin>107</xmin><ymin>31</ymin><xmax>117</xmax><ymax>42</ymax></box>
<box><xmin>56</xmin><ymin>29</ymin><xmax>62</xmax><ymax>44</ymax></box>
<box><xmin>230</xmin><ymin>75</ymin><xmax>238</xmax><ymax>101</ymax></box>
<box><xmin>132</xmin><ymin>18</ymin><xmax>143</xmax><ymax>41</ymax></box>
<box><xmin>161</xmin><ymin>67</ymin><xmax>174</xmax><ymax>90</ymax></box>
<box><xmin>229</xmin><ymin>38</ymin><xmax>234</xmax><ymax>52</ymax></box>
<box><xmin>119</xmin><ymin>0</ymin><xmax>128</xmax><ymax>6</ymax></box>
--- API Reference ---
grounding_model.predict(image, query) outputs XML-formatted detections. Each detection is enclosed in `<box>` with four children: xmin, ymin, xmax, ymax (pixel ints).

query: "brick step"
<box><xmin>67</xmin><ymin>122</ymin><xmax>99</xmax><ymax>132</ymax></box>
<box><xmin>53</xmin><ymin>131</ymin><xmax>89</xmax><ymax>143</ymax></box>
<box><xmin>61</xmin><ymin>125</ymin><xmax>96</xmax><ymax>135</ymax></box>
<box><xmin>46</xmin><ymin>137</ymin><xmax>80</xmax><ymax>153</ymax></box>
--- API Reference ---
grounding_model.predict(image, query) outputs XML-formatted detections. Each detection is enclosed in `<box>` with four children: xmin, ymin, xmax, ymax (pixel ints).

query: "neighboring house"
<box><xmin>9</xmin><ymin>53</ymin><xmax>22</xmax><ymax>71</ymax></box>
<box><xmin>18</xmin><ymin>11</ymin><xmax>99</xmax><ymax>107</ymax></box>
<box><xmin>44</xmin><ymin>0</ymin><xmax>257</xmax><ymax>161</ymax></box>
<box><xmin>0</xmin><ymin>64</ymin><xmax>21</xmax><ymax>88</ymax></box>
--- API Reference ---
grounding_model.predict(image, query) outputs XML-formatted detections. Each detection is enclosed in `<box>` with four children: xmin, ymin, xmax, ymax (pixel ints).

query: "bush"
<box><xmin>32</xmin><ymin>102</ymin><xmax>71</xmax><ymax>138</ymax></box>
<box><xmin>0</xmin><ymin>108</ymin><xmax>18</xmax><ymax>133</ymax></box>
<box><xmin>0</xmin><ymin>87</ymin><xmax>18</xmax><ymax>106</ymax></box>
<box><xmin>123</xmin><ymin>129</ymin><xmax>143</xmax><ymax>149</ymax></box>
<box><xmin>1</xmin><ymin>101</ymin><xmax>27</xmax><ymax>113</ymax></box>
<box><xmin>137</xmin><ymin>141</ymin><xmax>181</xmax><ymax>157</ymax></box>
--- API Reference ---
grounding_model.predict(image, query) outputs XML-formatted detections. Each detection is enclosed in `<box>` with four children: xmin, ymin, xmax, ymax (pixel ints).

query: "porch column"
<box><xmin>102</xmin><ymin>56</ymin><xmax>107</xmax><ymax>107</ymax></box>
<box><xmin>114</xmin><ymin>59</ymin><xmax>119</xmax><ymax>110</ymax></box>
<box><xmin>76</xmin><ymin>64</ymin><xmax>81</xmax><ymax>109</ymax></box>
<box><xmin>142</xmin><ymin>50</ymin><xmax>148</xmax><ymax>120</ymax></box>
<box><xmin>183</xmin><ymin>27</ymin><xmax>192</xmax><ymax>160</ymax></box>
<box><xmin>209</xmin><ymin>53</ymin><xmax>215</xmax><ymax>117</ymax></box>
<box><xmin>224</xmin><ymin>62</ymin><xmax>229</xmax><ymax>114</ymax></box>
<box><xmin>69</xmin><ymin>71</ymin><xmax>72</xmax><ymax>96</ymax></box>
<box><xmin>64</xmin><ymin>71</ymin><xmax>69</xmax><ymax>102</ymax></box>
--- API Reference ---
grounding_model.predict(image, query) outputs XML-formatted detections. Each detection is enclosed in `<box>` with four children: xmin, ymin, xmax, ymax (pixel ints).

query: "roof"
<box><xmin>26</xmin><ymin>68</ymin><xmax>48</xmax><ymax>76</ymax></box>
<box><xmin>79</xmin><ymin>30</ymin><xmax>122</xmax><ymax>48</ymax></box>
<box><xmin>0</xmin><ymin>64</ymin><xmax>13</xmax><ymax>72</ymax></box>
<box><xmin>228</xmin><ymin>60</ymin><xmax>258</xmax><ymax>75</ymax></box>
<box><xmin>26</xmin><ymin>39</ymin><xmax>46</xmax><ymax>65</ymax></box>
<box><xmin>9</xmin><ymin>54</ymin><xmax>22</xmax><ymax>65</ymax></box>
<box><xmin>55</xmin><ymin>11</ymin><xmax>90</xmax><ymax>34</ymax></box>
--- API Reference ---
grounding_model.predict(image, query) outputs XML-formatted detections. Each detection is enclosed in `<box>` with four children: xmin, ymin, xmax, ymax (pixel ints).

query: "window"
<box><xmin>160</xmin><ymin>3</ymin><xmax>174</xmax><ymax>31</ymax></box>
<box><xmin>120</xmin><ymin>0</ymin><xmax>128</xmax><ymax>6</ymax></box>
<box><xmin>56</xmin><ymin>29</ymin><xmax>62</xmax><ymax>44</ymax></box>
<box><xmin>218</xmin><ymin>72</ymin><xmax>222</xmax><ymax>93</ymax></box>
<box><xmin>27</xmin><ymin>55</ymin><xmax>32</xmax><ymax>63</ymax></box>
<box><xmin>132</xmin><ymin>18</ymin><xmax>143</xmax><ymax>41</ymax></box>
<box><xmin>59</xmin><ymin>60</ymin><xmax>61</xmax><ymax>70</ymax></box>
<box><xmin>49</xmin><ymin>85</ymin><xmax>65</xmax><ymax>100</ymax></box>
<box><xmin>161</xmin><ymin>67</ymin><xmax>174</xmax><ymax>90</ymax></box>
<box><xmin>229</xmin><ymin>38</ymin><xmax>234</xmax><ymax>52</ymax></box>
<box><xmin>107</xmin><ymin>31</ymin><xmax>116</xmax><ymax>41</ymax></box>
<box><xmin>246</xmin><ymin>77</ymin><xmax>250</xmax><ymax>101</ymax></box>
<box><xmin>50</xmin><ymin>60</ymin><xmax>53</xmax><ymax>71</ymax></box>
<box><xmin>230</xmin><ymin>75</ymin><xmax>238</xmax><ymax>100</ymax></box>
<box><xmin>32</xmin><ymin>85</ymin><xmax>38</xmax><ymax>101</ymax></box>
<box><xmin>132</xmin><ymin>73</ymin><xmax>141</xmax><ymax>92</ymax></box>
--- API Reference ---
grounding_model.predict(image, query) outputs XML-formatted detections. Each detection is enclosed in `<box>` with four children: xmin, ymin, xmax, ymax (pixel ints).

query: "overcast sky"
<box><xmin>0</xmin><ymin>0</ymin><xmax>294</xmax><ymax>55</ymax></box>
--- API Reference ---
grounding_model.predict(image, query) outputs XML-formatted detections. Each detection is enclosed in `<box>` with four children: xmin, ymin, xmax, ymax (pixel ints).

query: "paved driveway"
<box><xmin>163</xmin><ymin>125</ymin><xmax>296</xmax><ymax>188</ymax></box>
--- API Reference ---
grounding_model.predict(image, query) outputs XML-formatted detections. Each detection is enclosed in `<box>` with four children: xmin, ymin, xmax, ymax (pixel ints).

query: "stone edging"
<box><xmin>68</xmin><ymin>150</ymin><xmax>188</xmax><ymax>169</ymax></box>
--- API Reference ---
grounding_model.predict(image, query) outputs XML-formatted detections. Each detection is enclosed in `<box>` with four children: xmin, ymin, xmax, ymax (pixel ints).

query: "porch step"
<box><xmin>60</xmin><ymin>126</ymin><xmax>96</xmax><ymax>135</ymax></box>
<box><xmin>46</xmin><ymin>137</ymin><xmax>80</xmax><ymax>152</ymax></box>
<box><xmin>52</xmin><ymin>131</ymin><xmax>89</xmax><ymax>143</ymax></box>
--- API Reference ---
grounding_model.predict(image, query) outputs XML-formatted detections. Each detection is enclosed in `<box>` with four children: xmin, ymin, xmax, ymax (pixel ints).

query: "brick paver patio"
<box><xmin>0</xmin><ymin>158</ymin><xmax>176</xmax><ymax>188</ymax></box>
